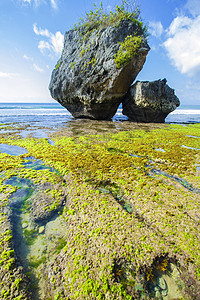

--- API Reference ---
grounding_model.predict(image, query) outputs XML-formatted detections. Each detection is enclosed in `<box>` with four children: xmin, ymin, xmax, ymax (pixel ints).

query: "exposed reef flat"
<box><xmin>0</xmin><ymin>121</ymin><xmax>200</xmax><ymax>299</ymax></box>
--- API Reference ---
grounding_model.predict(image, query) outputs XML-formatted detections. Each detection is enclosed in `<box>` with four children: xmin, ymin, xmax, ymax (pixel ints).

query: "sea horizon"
<box><xmin>0</xmin><ymin>102</ymin><xmax>199</xmax><ymax>124</ymax></box>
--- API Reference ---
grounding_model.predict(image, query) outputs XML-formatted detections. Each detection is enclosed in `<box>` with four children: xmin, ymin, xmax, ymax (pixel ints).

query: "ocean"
<box><xmin>0</xmin><ymin>102</ymin><xmax>200</xmax><ymax>299</ymax></box>
<box><xmin>0</xmin><ymin>103</ymin><xmax>200</xmax><ymax>126</ymax></box>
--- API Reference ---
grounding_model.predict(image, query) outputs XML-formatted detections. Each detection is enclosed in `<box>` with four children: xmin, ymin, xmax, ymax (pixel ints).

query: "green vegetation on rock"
<box><xmin>114</xmin><ymin>35</ymin><xmax>143</xmax><ymax>68</ymax></box>
<box><xmin>55</xmin><ymin>60</ymin><xmax>62</xmax><ymax>70</ymax></box>
<box><xmin>75</xmin><ymin>1</ymin><xmax>146</xmax><ymax>36</ymax></box>
<box><xmin>74</xmin><ymin>0</ymin><xmax>147</xmax><ymax>69</ymax></box>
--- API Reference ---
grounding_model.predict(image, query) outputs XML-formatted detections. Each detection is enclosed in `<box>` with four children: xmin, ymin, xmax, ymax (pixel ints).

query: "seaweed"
<box><xmin>0</xmin><ymin>123</ymin><xmax>200</xmax><ymax>299</ymax></box>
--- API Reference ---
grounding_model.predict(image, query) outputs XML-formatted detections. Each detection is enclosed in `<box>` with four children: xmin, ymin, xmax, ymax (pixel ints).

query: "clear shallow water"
<box><xmin>4</xmin><ymin>157</ymin><xmax>67</xmax><ymax>299</ymax></box>
<box><xmin>0</xmin><ymin>144</ymin><xmax>28</xmax><ymax>155</ymax></box>
<box><xmin>0</xmin><ymin>103</ymin><xmax>199</xmax><ymax>125</ymax></box>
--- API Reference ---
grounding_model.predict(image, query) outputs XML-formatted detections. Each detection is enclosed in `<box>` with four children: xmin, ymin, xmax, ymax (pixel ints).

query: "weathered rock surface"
<box><xmin>122</xmin><ymin>79</ymin><xmax>180</xmax><ymax>122</ymax></box>
<box><xmin>30</xmin><ymin>182</ymin><xmax>67</xmax><ymax>223</ymax></box>
<box><xmin>49</xmin><ymin>20</ymin><xmax>150</xmax><ymax>120</ymax></box>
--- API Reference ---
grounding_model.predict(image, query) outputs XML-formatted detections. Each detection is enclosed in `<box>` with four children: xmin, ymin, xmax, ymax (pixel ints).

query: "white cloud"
<box><xmin>33</xmin><ymin>63</ymin><xmax>44</xmax><ymax>72</ymax></box>
<box><xmin>33</xmin><ymin>23</ymin><xmax>50</xmax><ymax>37</ymax></box>
<box><xmin>0</xmin><ymin>72</ymin><xmax>19</xmax><ymax>79</ymax></box>
<box><xmin>38</xmin><ymin>40</ymin><xmax>52</xmax><ymax>54</ymax></box>
<box><xmin>105</xmin><ymin>5</ymin><xmax>112</xmax><ymax>12</ymax></box>
<box><xmin>50</xmin><ymin>0</ymin><xmax>58</xmax><ymax>10</ymax></box>
<box><xmin>186</xmin><ymin>83</ymin><xmax>200</xmax><ymax>91</ymax></box>
<box><xmin>167</xmin><ymin>16</ymin><xmax>191</xmax><ymax>36</ymax></box>
<box><xmin>34</xmin><ymin>0</ymin><xmax>46</xmax><ymax>7</ymax></box>
<box><xmin>33</xmin><ymin>23</ymin><xmax>64</xmax><ymax>56</ymax></box>
<box><xmin>149</xmin><ymin>21</ymin><xmax>164</xmax><ymax>38</ymax></box>
<box><xmin>23</xmin><ymin>54</ymin><xmax>33</xmax><ymax>61</ymax></box>
<box><xmin>184</xmin><ymin>0</ymin><xmax>200</xmax><ymax>17</ymax></box>
<box><xmin>0</xmin><ymin>72</ymin><xmax>53</xmax><ymax>102</ymax></box>
<box><xmin>24</xmin><ymin>54</ymin><xmax>45</xmax><ymax>74</ymax></box>
<box><xmin>163</xmin><ymin>15</ymin><xmax>200</xmax><ymax>75</ymax></box>
<box><xmin>50</xmin><ymin>31</ymin><xmax>64</xmax><ymax>54</ymax></box>
<box><xmin>20</xmin><ymin>0</ymin><xmax>58</xmax><ymax>9</ymax></box>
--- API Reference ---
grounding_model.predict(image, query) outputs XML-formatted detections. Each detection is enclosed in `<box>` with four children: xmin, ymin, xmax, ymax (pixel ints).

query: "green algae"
<box><xmin>0</xmin><ymin>209</ymin><xmax>29</xmax><ymax>299</ymax></box>
<box><xmin>0</xmin><ymin>152</ymin><xmax>67</xmax><ymax>299</ymax></box>
<box><xmin>0</xmin><ymin>123</ymin><xmax>199</xmax><ymax>299</ymax></box>
<box><xmin>23</xmin><ymin>228</ymin><xmax>38</xmax><ymax>246</ymax></box>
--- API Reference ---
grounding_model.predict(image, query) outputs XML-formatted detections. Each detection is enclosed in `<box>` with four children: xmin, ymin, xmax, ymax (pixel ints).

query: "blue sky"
<box><xmin>0</xmin><ymin>0</ymin><xmax>200</xmax><ymax>105</ymax></box>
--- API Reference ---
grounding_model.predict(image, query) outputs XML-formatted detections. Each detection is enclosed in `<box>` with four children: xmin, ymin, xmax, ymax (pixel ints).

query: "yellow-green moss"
<box><xmin>55</xmin><ymin>61</ymin><xmax>62</xmax><ymax>70</ymax></box>
<box><xmin>114</xmin><ymin>35</ymin><xmax>143</xmax><ymax>68</ymax></box>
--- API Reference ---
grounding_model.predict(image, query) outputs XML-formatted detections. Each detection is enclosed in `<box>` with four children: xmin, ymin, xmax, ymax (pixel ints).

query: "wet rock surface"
<box><xmin>0</xmin><ymin>123</ymin><xmax>200</xmax><ymax>299</ymax></box>
<box><xmin>122</xmin><ymin>79</ymin><xmax>180</xmax><ymax>122</ymax></box>
<box><xmin>30</xmin><ymin>182</ymin><xmax>67</xmax><ymax>223</ymax></box>
<box><xmin>49</xmin><ymin>19</ymin><xmax>149</xmax><ymax>120</ymax></box>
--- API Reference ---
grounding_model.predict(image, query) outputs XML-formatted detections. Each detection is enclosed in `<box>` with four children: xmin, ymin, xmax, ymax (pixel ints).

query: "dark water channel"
<box><xmin>2</xmin><ymin>150</ymin><xmax>63</xmax><ymax>299</ymax></box>
<box><xmin>5</xmin><ymin>177</ymin><xmax>34</xmax><ymax>209</ymax></box>
<box><xmin>129</xmin><ymin>153</ymin><xmax>200</xmax><ymax>194</ymax></box>
<box><xmin>149</xmin><ymin>168</ymin><xmax>200</xmax><ymax>194</ymax></box>
<box><xmin>5</xmin><ymin>176</ymin><xmax>41</xmax><ymax>298</ymax></box>
<box><xmin>23</xmin><ymin>157</ymin><xmax>55</xmax><ymax>172</ymax></box>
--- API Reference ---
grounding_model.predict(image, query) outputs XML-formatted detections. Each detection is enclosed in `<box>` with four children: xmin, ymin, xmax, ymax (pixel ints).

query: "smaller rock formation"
<box><xmin>122</xmin><ymin>79</ymin><xmax>180</xmax><ymax>123</ymax></box>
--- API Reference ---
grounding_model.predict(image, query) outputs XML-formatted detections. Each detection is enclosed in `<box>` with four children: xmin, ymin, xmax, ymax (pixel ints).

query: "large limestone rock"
<box><xmin>122</xmin><ymin>79</ymin><xmax>180</xmax><ymax>123</ymax></box>
<box><xmin>49</xmin><ymin>20</ymin><xmax>150</xmax><ymax>120</ymax></box>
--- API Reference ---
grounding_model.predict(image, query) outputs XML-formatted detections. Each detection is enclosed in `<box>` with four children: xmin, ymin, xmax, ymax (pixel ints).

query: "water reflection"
<box><xmin>0</xmin><ymin>144</ymin><xmax>28</xmax><ymax>155</ymax></box>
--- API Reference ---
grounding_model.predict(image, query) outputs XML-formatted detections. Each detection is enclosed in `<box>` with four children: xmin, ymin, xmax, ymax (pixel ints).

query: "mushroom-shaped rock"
<box><xmin>49</xmin><ymin>19</ymin><xmax>150</xmax><ymax>120</ymax></box>
<box><xmin>122</xmin><ymin>79</ymin><xmax>180</xmax><ymax>123</ymax></box>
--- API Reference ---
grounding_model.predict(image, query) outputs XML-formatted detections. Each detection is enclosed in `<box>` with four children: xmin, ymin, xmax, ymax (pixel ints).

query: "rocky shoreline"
<box><xmin>0</xmin><ymin>121</ymin><xmax>200</xmax><ymax>299</ymax></box>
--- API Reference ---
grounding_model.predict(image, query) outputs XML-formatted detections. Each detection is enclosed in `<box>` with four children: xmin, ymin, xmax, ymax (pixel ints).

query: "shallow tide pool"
<box><xmin>0</xmin><ymin>143</ymin><xmax>28</xmax><ymax>155</ymax></box>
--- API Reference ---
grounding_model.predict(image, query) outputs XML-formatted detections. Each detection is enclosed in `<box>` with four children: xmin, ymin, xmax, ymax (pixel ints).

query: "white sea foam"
<box><xmin>0</xmin><ymin>108</ymin><xmax>70</xmax><ymax>116</ymax></box>
<box><xmin>0</xmin><ymin>104</ymin><xmax>200</xmax><ymax>123</ymax></box>
<box><xmin>170</xmin><ymin>109</ymin><xmax>200</xmax><ymax>115</ymax></box>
